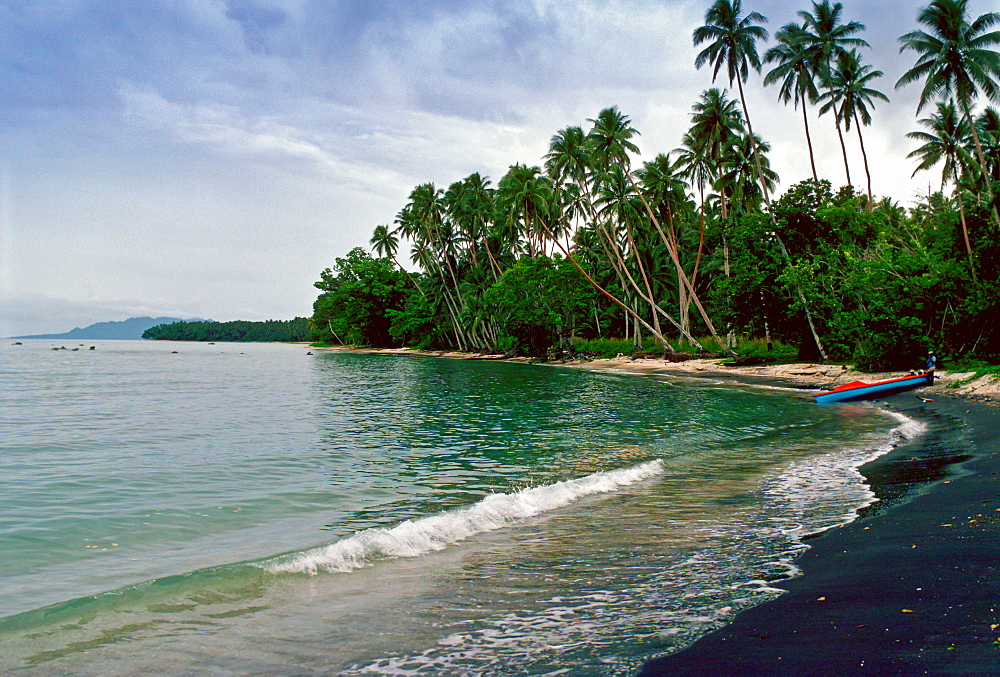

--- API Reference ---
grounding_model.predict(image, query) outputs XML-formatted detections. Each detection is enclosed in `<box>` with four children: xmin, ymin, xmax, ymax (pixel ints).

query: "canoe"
<box><xmin>812</xmin><ymin>372</ymin><xmax>933</xmax><ymax>404</ymax></box>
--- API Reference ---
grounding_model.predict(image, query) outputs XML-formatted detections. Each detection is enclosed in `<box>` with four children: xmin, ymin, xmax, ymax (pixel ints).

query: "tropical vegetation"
<box><xmin>311</xmin><ymin>0</ymin><xmax>1000</xmax><ymax>372</ymax></box>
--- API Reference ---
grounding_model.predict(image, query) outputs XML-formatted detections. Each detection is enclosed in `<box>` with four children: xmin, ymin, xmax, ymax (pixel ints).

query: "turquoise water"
<box><xmin>0</xmin><ymin>340</ymin><xmax>920</xmax><ymax>674</ymax></box>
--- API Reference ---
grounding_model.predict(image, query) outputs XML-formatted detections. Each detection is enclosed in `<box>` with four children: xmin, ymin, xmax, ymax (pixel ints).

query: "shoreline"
<box><xmin>319</xmin><ymin>346</ymin><xmax>1000</xmax><ymax>673</ymax></box>
<box><xmin>313</xmin><ymin>345</ymin><xmax>1000</xmax><ymax>401</ymax></box>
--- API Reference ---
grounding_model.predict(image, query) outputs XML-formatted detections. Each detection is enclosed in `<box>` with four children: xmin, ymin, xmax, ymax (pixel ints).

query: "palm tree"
<box><xmin>798</xmin><ymin>0</ymin><xmax>870</xmax><ymax>188</ymax></box>
<box><xmin>897</xmin><ymin>0</ymin><xmax>1000</xmax><ymax>223</ymax></box>
<box><xmin>820</xmin><ymin>49</ymin><xmax>889</xmax><ymax>208</ymax></box>
<box><xmin>370</xmin><ymin>224</ymin><xmax>423</xmax><ymax>296</ymax></box>
<box><xmin>906</xmin><ymin>101</ymin><xmax>976</xmax><ymax>268</ymax></box>
<box><xmin>717</xmin><ymin>133</ymin><xmax>779</xmax><ymax>216</ymax></box>
<box><xmin>685</xmin><ymin>88</ymin><xmax>746</xmax><ymax>220</ymax></box>
<box><xmin>693</xmin><ymin>0</ymin><xmax>771</xmax><ymax>208</ymax></box>
<box><xmin>764</xmin><ymin>22</ymin><xmax>820</xmax><ymax>181</ymax></box>
<box><xmin>497</xmin><ymin>164</ymin><xmax>553</xmax><ymax>257</ymax></box>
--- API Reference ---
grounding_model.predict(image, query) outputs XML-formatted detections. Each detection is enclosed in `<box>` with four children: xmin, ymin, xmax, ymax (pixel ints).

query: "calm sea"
<box><xmin>0</xmin><ymin>340</ymin><xmax>922</xmax><ymax>675</ymax></box>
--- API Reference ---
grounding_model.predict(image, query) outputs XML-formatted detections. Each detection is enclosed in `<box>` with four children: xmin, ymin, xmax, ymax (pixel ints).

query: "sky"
<box><xmin>2</xmin><ymin>0</ymin><xmax>996</xmax><ymax>336</ymax></box>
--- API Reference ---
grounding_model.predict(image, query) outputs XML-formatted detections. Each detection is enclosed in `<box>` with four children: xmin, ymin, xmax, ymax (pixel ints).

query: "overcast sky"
<box><xmin>3</xmin><ymin>0</ymin><xmax>995</xmax><ymax>336</ymax></box>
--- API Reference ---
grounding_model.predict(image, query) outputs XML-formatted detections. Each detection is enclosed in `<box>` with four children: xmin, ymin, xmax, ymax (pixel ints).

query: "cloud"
<box><xmin>4</xmin><ymin>0</ymin><xmax>998</xmax><ymax>335</ymax></box>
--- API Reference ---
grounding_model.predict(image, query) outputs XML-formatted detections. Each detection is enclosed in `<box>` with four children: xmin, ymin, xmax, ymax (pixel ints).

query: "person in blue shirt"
<box><xmin>924</xmin><ymin>351</ymin><xmax>937</xmax><ymax>380</ymax></box>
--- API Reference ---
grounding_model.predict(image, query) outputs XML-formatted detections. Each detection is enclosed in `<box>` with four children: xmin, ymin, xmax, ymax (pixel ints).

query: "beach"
<box><xmin>326</xmin><ymin>347</ymin><xmax>1000</xmax><ymax>674</ymax></box>
<box><xmin>639</xmin><ymin>392</ymin><xmax>1000</xmax><ymax>675</ymax></box>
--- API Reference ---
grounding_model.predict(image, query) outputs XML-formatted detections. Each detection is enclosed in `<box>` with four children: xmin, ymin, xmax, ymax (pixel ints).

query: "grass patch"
<box><xmin>569</xmin><ymin>336</ymin><xmax>798</xmax><ymax>363</ymax></box>
<box><xmin>942</xmin><ymin>358</ymin><xmax>1000</xmax><ymax>388</ymax></box>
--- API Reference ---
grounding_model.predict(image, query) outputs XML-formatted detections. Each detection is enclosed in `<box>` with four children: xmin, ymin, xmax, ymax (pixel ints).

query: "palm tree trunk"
<box><xmin>802</xmin><ymin>100</ymin><xmax>819</xmax><ymax>182</ymax></box>
<box><xmin>853</xmin><ymin>112</ymin><xmax>873</xmax><ymax>211</ymax></box>
<box><xmin>774</xmin><ymin>234</ymin><xmax>829</xmax><ymax>362</ymax></box>
<box><xmin>539</xmin><ymin>219</ymin><xmax>684</xmax><ymax>351</ymax></box>
<box><xmin>956</xmin><ymin>191</ymin><xmax>976</xmax><ymax>280</ymax></box>
<box><xmin>392</xmin><ymin>255</ymin><xmax>426</xmax><ymax>297</ymax></box>
<box><xmin>835</xmin><ymin>113</ymin><xmax>852</xmax><ymax>187</ymax></box>
<box><xmin>736</xmin><ymin>77</ymin><xmax>772</xmax><ymax>211</ymax></box>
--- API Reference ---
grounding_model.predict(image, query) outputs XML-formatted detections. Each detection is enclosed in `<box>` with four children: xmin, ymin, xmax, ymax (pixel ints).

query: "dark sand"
<box><xmin>640</xmin><ymin>393</ymin><xmax>1000</xmax><ymax>676</ymax></box>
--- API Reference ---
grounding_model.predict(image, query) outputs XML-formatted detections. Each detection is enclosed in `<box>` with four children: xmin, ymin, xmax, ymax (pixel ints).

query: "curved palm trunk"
<box><xmin>801</xmin><ymin>99</ymin><xmax>819</xmax><ymax>182</ymax></box>
<box><xmin>736</xmin><ymin>76</ymin><xmax>772</xmax><ymax>211</ymax></box>
<box><xmin>539</xmin><ymin>219</ymin><xmax>684</xmax><ymax>350</ymax></box>
<box><xmin>956</xmin><ymin>191</ymin><xmax>976</xmax><ymax>280</ymax></box>
<box><xmin>738</xmin><ymin>78</ymin><xmax>830</xmax><ymax>362</ymax></box>
<box><xmin>835</xmin><ymin>116</ymin><xmax>852</xmax><ymax>187</ymax></box>
<box><xmin>852</xmin><ymin>111</ymin><xmax>873</xmax><ymax>212</ymax></box>
<box><xmin>774</xmin><ymin>234</ymin><xmax>829</xmax><ymax>362</ymax></box>
<box><xmin>620</xmin><ymin>214</ymin><xmax>665</xmax><ymax>342</ymax></box>
<box><xmin>392</xmin><ymin>255</ymin><xmax>425</xmax><ymax>297</ymax></box>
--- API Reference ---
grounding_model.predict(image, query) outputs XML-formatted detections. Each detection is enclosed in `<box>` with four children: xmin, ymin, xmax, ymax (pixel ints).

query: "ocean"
<box><xmin>0</xmin><ymin>340</ymin><xmax>924</xmax><ymax>675</ymax></box>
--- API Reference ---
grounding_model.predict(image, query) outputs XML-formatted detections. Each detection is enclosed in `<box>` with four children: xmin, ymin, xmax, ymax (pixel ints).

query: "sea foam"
<box><xmin>262</xmin><ymin>460</ymin><xmax>663</xmax><ymax>575</ymax></box>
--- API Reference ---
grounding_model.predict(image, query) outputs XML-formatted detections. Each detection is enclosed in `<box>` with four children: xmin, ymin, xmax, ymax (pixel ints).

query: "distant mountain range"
<box><xmin>12</xmin><ymin>317</ymin><xmax>205</xmax><ymax>340</ymax></box>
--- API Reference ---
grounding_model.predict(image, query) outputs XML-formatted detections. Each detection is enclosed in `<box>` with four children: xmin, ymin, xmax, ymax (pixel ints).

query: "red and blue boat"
<box><xmin>812</xmin><ymin>372</ymin><xmax>933</xmax><ymax>404</ymax></box>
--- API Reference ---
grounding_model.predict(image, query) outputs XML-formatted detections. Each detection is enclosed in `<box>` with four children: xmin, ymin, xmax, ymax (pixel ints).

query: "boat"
<box><xmin>812</xmin><ymin>372</ymin><xmax>933</xmax><ymax>404</ymax></box>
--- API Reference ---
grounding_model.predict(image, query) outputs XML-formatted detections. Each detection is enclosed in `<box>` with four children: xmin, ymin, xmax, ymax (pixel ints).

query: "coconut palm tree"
<box><xmin>684</xmin><ymin>88</ymin><xmax>746</xmax><ymax>221</ymax></box>
<box><xmin>764</xmin><ymin>22</ymin><xmax>821</xmax><ymax>181</ymax></box>
<box><xmin>897</xmin><ymin>0</ymin><xmax>1000</xmax><ymax>223</ymax></box>
<box><xmin>717</xmin><ymin>133</ymin><xmax>779</xmax><ymax>216</ymax></box>
<box><xmin>906</xmin><ymin>101</ymin><xmax>977</xmax><ymax>268</ymax></box>
<box><xmin>497</xmin><ymin>164</ymin><xmax>553</xmax><ymax>257</ymax></box>
<box><xmin>693</xmin><ymin>0</ymin><xmax>771</xmax><ymax>208</ymax></box>
<box><xmin>797</xmin><ymin>1</ymin><xmax>870</xmax><ymax>188</ymax></box>
<box><xmin>370</xmin><ymin>224</ymin><xmax>424</xmax><ymax>296</ymax></box>
<box><xmin>820</xmin><ymin>49</ymin><xmax>889</xmax><ymax>208</ymax></box>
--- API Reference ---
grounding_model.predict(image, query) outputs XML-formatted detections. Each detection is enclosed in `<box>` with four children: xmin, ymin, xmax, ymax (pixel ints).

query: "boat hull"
<box><xmin>812</xmin><ymin>373</ymin><xmax>933</xmax><ymax>404</ymax></box>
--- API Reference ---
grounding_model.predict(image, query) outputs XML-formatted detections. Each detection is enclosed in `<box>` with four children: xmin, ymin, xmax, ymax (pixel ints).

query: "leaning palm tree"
<box><xmin>797</xmin><ymin>0</ymin><xmax>870</xmax><ymax>188</ymax></box>
<box><xmin>764</xmin><ymin>22</ymin><xmax>821</xmax><ymax>181</ymax></box>
<box><xmin>693</xmin><ymin>0</ymin><xmax>771</xmax><ymax>208</ymax></box>
<box><xmin>906</xmin><ymin>101</ymin><xmax>977</xmax><ymax>269</ymax></box>
<box><xmin>370</xmin><ymin>224</ymin><xmax>424</xmax><ymax>296</ymax></box>
<box><xmin>820</xmin><ymin>49</ymin><xmax>889</xmax><ymax>208</ymax></box>
<box><xmin>897</xmin><ymin>0</ymin><xmax>1000</xmax><ymax>224</ymax></box>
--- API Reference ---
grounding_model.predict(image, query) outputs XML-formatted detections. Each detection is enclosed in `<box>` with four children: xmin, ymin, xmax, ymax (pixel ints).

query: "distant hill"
<box><xmin>12</xmin><ymin>317</ymin><xmax>204</xmax><ymax>340</ymax></box>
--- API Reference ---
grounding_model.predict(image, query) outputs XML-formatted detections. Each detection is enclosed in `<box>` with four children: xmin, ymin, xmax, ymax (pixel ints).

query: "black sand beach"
<box><xmin>641</xmin><ymin>392</ymin><xmax>1000</xmax><ymax>676</ymax></box>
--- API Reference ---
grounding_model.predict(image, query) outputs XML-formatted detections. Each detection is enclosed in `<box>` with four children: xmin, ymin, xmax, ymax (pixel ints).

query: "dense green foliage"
<box><xmin>311</xmin><ymin>0</ymin><xmax>1000</xmax><ymax>369</ymax></box>
<box><xmin>143</xmin><ymin>318</ymin><xmax>309</xmax><ymax>342</ymax></box>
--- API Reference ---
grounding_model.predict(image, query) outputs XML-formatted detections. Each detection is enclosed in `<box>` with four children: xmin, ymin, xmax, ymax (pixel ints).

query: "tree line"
<box><xmin>143</xmin><ymin>318</ymin><xmax>309</xmax><ymax>343</ymax></box>
<box><xmin>311</xmin><ymin>0</ymin><xmax>1000</xmax><ymax>371</ymax></box>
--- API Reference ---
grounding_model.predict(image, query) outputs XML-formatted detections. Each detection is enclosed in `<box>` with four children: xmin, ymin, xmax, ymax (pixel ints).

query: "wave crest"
<box><xmin>262</xmin><ymin>460</ymin><xmax>663</xmax><ymax>575</ymax></box>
